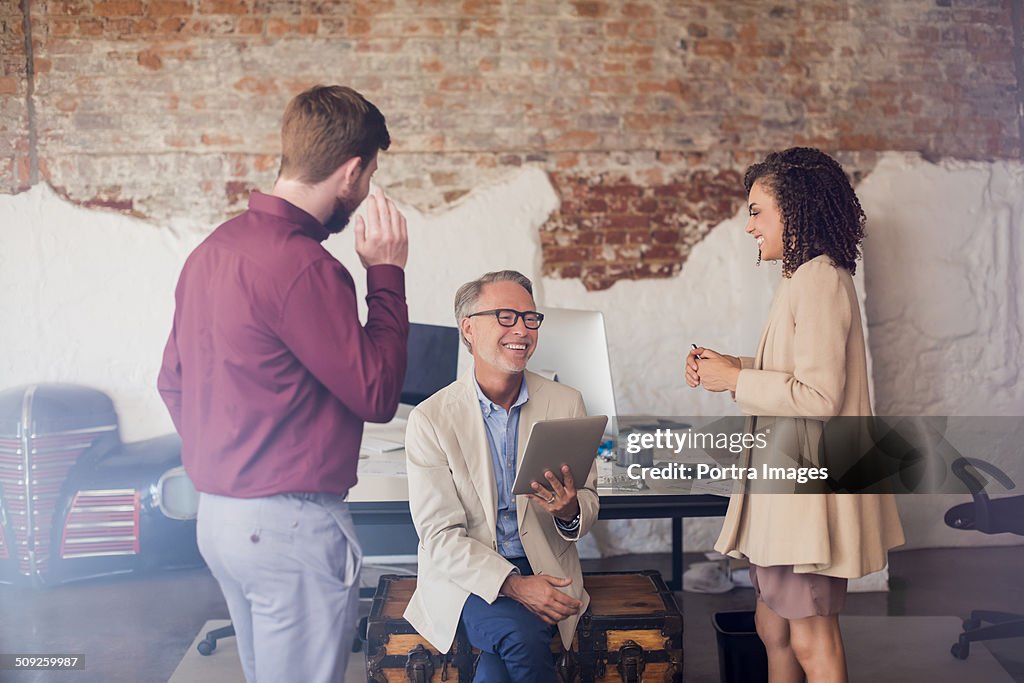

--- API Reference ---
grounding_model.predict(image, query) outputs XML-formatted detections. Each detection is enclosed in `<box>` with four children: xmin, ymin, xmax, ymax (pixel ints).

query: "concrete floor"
<box><xmin>0</xmin><ymin>547</ymin><xmax>1022</xmax><ymax>682</ymax></box>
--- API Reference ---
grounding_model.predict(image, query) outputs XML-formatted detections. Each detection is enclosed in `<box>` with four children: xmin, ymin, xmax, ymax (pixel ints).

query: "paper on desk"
<box><xmin>358</xmin><ymin>456</ymin><xmax>408</xmax><ymax>478</ymax></box>
<box><xmin>689</xmin><ymin>478</ymin><xmax>737</xmax><ymax>496</ymax></box>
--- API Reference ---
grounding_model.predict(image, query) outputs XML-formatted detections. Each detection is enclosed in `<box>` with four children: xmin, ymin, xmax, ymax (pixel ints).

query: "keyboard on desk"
<box><xmin>360</xmin><ymin>435</ymin><xmax>405</xmax><ymax>453</ymax></box>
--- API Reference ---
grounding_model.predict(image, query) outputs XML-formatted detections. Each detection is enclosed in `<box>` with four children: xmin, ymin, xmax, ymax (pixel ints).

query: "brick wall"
<box><xmin>2</xmin><ymin>0</ymin><xmax>1020</xmax><ymax>290</ymax></box>
<box><xmin>1</xmin><ymin>0</ymin><xmax>29</xmax><ymax>189</ymax></box>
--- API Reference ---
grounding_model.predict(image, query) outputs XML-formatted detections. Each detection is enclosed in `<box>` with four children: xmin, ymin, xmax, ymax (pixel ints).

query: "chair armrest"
<box><xmin>951</xmin><ymin>457</ymin><xmax>1016</xmax><ymax>533</ymax></box>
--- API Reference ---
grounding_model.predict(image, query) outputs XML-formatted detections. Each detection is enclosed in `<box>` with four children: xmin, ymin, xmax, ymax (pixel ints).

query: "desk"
<box><xmin>351</xmin><ymin>421</ymin><xmax>730</xmax><ymax>590</ymax></box>
<box><xmin>350</xmin><ymin>493</ymin><xmax>728</xmax><ymax>592</ymax></box>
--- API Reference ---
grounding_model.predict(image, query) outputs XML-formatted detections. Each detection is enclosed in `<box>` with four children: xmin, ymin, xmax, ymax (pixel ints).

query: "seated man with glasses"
<box><xmin>403</xmin><ymin>270</ymin><xmax>599</xmax><ymax>682</ymax></box>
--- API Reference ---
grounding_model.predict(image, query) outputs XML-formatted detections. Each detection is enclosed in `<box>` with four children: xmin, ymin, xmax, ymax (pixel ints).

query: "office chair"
<box><xmin>944</xmin><ymin>457</ymin><xmax>1024</xmax><ymax>660</ymax></box>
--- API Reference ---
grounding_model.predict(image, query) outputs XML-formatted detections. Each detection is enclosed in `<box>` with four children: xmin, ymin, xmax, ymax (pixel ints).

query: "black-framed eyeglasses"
<box><xmin>466</xmin><ymin>308</ymin><xmax>545</xmax><ymax>329</ymax></box>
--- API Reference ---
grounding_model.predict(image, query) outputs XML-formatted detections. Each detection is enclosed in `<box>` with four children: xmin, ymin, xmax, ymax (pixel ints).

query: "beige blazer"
<box><xmin>715</xmin><ymin>256</ymin><xmax>905</xmax><ymax>579</ymax></box>
<box><xmin>403</xmin><ymin>370</ymin><xmax>599</xmax><ymax>653</ymax></box>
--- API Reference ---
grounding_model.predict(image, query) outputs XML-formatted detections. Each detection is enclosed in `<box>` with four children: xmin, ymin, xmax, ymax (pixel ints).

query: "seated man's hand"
<box><xmin>530</xmin><ymin>464</ymin><xmax>580</xmax><ymax>522</ymax></box>
<box><xmin>500</xmin><ymin>574</ymin><xmax>582</xmax><ymax>625</ymax></box>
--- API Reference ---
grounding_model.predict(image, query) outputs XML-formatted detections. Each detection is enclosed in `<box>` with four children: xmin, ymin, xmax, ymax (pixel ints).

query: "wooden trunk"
<box><xmin>363</xmin><ymin>570</ymin><xmax>681</xmax><ymax>683</ymax></box>
<box><xmin>572</xmin><ymin>570</ymin><xmax>682</xmax><ymax>682</ymax></box>
<box><xmin>363</xmin><ymin>575</ymin><xmax>476</xmax><ymax>682</ymax></box>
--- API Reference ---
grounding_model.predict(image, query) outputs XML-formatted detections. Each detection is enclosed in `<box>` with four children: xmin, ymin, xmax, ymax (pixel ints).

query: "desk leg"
<box><xmin>669</xmin><ymin>517</ymin><xmax>682</xmax><ymax>591</ymax></box>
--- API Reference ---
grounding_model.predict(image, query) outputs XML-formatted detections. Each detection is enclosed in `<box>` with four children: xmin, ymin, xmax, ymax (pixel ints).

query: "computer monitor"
<box><xmin>401</xmin><ymin>323</ymin><xmax>460</xmax><ymax>406</ymax></box>
<box><xmin>528</xmin><ymin>307</ymin><xmax>619</xmax><ymax>435</ymax></box>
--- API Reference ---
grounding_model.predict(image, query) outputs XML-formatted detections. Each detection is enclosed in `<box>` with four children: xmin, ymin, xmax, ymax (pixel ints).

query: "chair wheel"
<box><xmin>197</xmin><ymin>639</ymin><xmax>216</xmax><ymax>656</ymax></box>
<box><xmin>962</xmin><ymin>618</ymin><xmax>981</xmax><ymax>631</ymax></box>
<box><xmin>950</xmin><ymin>641</ymin><xmax>969</xmax><ymax>660</ymax></box>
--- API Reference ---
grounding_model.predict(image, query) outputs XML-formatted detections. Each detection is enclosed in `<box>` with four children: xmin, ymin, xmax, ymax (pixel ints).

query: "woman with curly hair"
<box><xmin>686</xmin><ymin>147</ymin><xmax>904</xmax><ymax>683</ymax></box>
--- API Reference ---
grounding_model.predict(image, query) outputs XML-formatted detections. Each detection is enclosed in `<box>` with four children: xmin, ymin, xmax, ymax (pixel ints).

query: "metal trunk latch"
<box><xmin>617</xmin><ymin>640</ymin><xmax>646</xmax><ymax>683</ymax></box>
<box><xmin>557</xmin><ymin>648</ymin><xmax>577</xmax><ymax>682</ymax></box>
<box><xmin>405</xmin><ymin>643</ymin><xmax>435</xmax><ymax>683</ymax></box>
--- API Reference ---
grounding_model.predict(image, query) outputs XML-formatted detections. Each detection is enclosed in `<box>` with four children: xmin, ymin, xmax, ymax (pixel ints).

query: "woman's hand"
<box><xmin>693</xmin><ymin>349</ymin><xmax>742</xmax><ymax>393</ymax></box>
<box><xmin>685</xmin><ymin>347</ymin><xmax>705</xmax><ymax>388</ymax></box>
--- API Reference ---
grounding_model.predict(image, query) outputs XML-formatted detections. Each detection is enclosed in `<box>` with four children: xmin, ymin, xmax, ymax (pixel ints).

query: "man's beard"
<box><xmin>324</xmin><ymin>195</ymin><xmax>355</xmax><ymax>234</ymax></box>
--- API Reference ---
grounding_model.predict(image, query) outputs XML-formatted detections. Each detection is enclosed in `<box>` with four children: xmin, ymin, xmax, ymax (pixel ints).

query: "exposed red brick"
<box><xmin>571</xmin><ymin>1</ymin><xmax>607</xmax><ymax>18</ymax></box>
<box><xmin>199</xmin><ymin>0</ymin><xmax>248</xmax><ymax>14</ymax></box>
<box><xmin>45</xmin><ymin>1</ymin><xmax>91</xmax><ymax>16</ymax></box>
<box><xmin>93</xmin><ymin>1</ymin><xmax>143</xmax><ymax>17</ymax></box>
<box><xmin>650</xmin><ymin>230</ymin><xmax>679</xmax><ymax>244</ymax></box>
<box><xmin>148</xmin><ymin>0</ymin><xmax>192</xmax><ymax>16</ymax></box>
<box><xmin>138</xmin><ymin>49</ymin><xmax>163</xmax><ymax>69</ymax></box>
<box><xmin>438</xmin><ymin>76</ymin><xmax>483</xmax><ymax>92</ymax></box>
<box><xmin>622</xmin><ymin>3</ymin><xmax>654</xmax><ymax>18</ymax></box>
<box><xmin>7</xmin><ymin>0</ymin><xmax>1016</xmax><ymax>293</ymax></box>
<box><xmin>78</xmin><ymin>18</ymin><xmax>103</xmax><ymax>35</ymax></box>
<box><xmin>233</xmin><ymin>76</ymin><xmax>276</xmax><ymax>95</ymax></box>
<box><xmin>546</xmin><ymin>246</ymin><xmax>592</xmax><ymax>263</ymax></box>
<box><xmin>157</xmin><ymin>16</ymin><xmax>187</xmax><ymax>33</ymax></box>
<box><xmin>253</xmin><ymin>154</ymin><xmax>277</xmax><ymax>172</ymax></box>
<box><xmin>606</xmin><ymin>214</ymin><xmax>651</xmax><ymax>229</ymax></box>
<box><xmin>558</xmin><ymin>263</ymin><xmax>583</xmax><ymax>279</ymax></box>
<box><xmin>225</xmin><ymin>180</ymin><xmax>251</xmax><ymax>205</ymax></box>
<box><xmin>346</xmin><ymin>17</ymin><xmax>371</xmax><ymax>35</ymax></box>
<box><xmin>605</xmin><ymin>21</ymin><xmax>629</xmax><ymax>38</ymax></box>
<box><xmin>238</xmin><ymin>16</ymin><xmax>262</xmax><ymax>33</ymax></box>
<box><xmin>55</xmin><ymin>95</ymin><xmax>78</xmax><ymax>112</ymax></box>
<box><xmin>549</xmin><ymin>130</ymin><xmax>600</xmax><ymax>150</ymax></box>
<box><xmin>201</xmin><ymin>133</ymin><xmax>243</xmax><ymax>146</ymax></box>
<box><xmin>694</xmin><ymin>39</ymin><xmax>735</xmax><ymax>59</ymax></box>
<box><xmin>642</xmin><ymin>244</ymin><xmax>681</xmax><ymax>260</ymax></box>
<box><xmin>543</xmin><ymin>169</ymin><xmax>746</xmax><ymax>289</ymax></box>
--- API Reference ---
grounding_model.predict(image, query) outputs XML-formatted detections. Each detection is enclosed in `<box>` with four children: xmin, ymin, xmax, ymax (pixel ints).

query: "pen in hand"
<box><xmin>691</xmin><ymin>343</ymin><xmax>704</xmax><ymax>360</ymax></box>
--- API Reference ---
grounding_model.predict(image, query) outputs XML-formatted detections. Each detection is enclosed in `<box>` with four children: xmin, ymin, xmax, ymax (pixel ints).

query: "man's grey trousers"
<box><xmin>197</xmin><ymin>492</ymin><xmax>362</xmax><ymax>683</ymax></box>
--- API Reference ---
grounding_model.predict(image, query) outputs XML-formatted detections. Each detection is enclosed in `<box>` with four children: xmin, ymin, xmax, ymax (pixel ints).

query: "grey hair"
<box><xmin>454</xmin><ymin>270</ymin><xmax>534</xmax><ymax>351</ymax></box>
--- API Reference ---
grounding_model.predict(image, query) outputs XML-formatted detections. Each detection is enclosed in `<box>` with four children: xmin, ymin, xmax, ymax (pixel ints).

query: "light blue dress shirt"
<box><xmin>474</xmin><ymin>375</ymin><xmax>581</xmax><ymax>562</ymax></box>
<box><xmin>474</xmin><ymin>376</ymin><xmax>530</xmax><ymax>559</ymax></box>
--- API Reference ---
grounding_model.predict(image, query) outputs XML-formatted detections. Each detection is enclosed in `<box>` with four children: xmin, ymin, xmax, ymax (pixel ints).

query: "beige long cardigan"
<box><xmin>714</xmin><ymin>255</ymin><xmax>905</xmax><ymax>579</ymax></box>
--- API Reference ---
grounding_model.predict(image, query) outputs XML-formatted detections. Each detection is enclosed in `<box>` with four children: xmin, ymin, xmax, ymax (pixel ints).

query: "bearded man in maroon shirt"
<box><xmin>158</xmin><ymin>85</ymin><xmax>409</xmax><ymax>683</ymax></box>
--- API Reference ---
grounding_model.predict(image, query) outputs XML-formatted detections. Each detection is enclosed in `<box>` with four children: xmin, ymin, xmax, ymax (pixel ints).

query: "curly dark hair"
<box><xmin>743</xmin><ymin>147</ymin><xmax>866</xmax><ymax>277</ymax></box>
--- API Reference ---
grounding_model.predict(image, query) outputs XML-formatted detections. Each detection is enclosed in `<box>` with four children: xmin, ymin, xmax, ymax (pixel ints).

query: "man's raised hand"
<box><xmin>355</xmin><ymin>187</ymin><xmax>408</xmax><ymax>269</ymax></box>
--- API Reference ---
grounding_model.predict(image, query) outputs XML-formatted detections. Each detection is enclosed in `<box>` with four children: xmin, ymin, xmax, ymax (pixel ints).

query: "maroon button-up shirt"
<box><xmin>158</xmin><ymin>191</ymin><xmax>408</xmax><ymax>498</ymax></box>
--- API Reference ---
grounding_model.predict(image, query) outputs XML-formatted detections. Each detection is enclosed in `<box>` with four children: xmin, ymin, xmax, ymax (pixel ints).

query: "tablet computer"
<box><xmin>511</xmin><ymin>415</ymin><xmax>608</xmax><ymax>496</ymax></box>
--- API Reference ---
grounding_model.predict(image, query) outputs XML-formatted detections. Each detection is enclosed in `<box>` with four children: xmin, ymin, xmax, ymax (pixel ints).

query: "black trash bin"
<box><xmin>712</xmin><ymin>610</ymin><xmax>768</xmax><ymax>683</ymax></box>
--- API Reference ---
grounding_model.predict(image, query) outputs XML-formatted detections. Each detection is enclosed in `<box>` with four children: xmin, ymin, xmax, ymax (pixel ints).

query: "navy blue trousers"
<box><xmin>461</xmin><ymin>557</ymin><xmax>557</xmax><ymax>683</ymax></box>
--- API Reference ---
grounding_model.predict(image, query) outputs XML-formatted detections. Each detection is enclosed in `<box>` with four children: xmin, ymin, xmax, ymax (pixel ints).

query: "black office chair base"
<box><xmin>197</xmin><ymin>624</ymin><xmax>236</xmax><ymax>656</ymax></box>
<box><xmin>950</xmin><ymin>610</ymin><xmax>1024</xmax><ymax>660</ymax></box>
<box><xmin>944</xmin><ymin>459</ymin><xmax>1024</xmax><ymax>661</ymax></box>
<box><xmin>196</xmin><ymin>622</ymin><xmax>363</xmax><ymax>656</ymax></box>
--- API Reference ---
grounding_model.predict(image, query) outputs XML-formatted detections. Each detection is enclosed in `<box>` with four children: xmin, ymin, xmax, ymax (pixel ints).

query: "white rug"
<box><xmin>169</xmin><ymin>620</ymin><xmax>366</xmax><ymax>683</ymax></box>
<box><xmin>170</xmin><ymin>616</ymin><xmax>1014</xmax><ymax>683</ymax></box>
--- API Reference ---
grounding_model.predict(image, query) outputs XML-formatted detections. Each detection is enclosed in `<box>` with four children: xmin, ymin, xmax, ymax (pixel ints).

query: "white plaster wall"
<box><xmin>1</xmin><ymin>154</ymin><xmax>1021</xmax><ymax>556</ymax></box>
<box><xmin>857</xmin><ymin>154</ymin><xmax>1024</xmax><ymax>550</ymax></box>
<box><xmin>0</xmin><ymin>185</ymin><xmax>203</xmax><ymax>440</ymax></box>
<box><xmin>0</xmin><ymin>170</ymin><xmax>556</xmax><ymax>439</ymax></box>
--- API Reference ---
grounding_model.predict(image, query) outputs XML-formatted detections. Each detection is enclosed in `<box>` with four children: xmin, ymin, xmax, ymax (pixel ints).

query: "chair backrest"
<box><xmin>947</xmin><ymin>457</ymin><xmax>1023</xmax><ymax>536</ymax></box>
